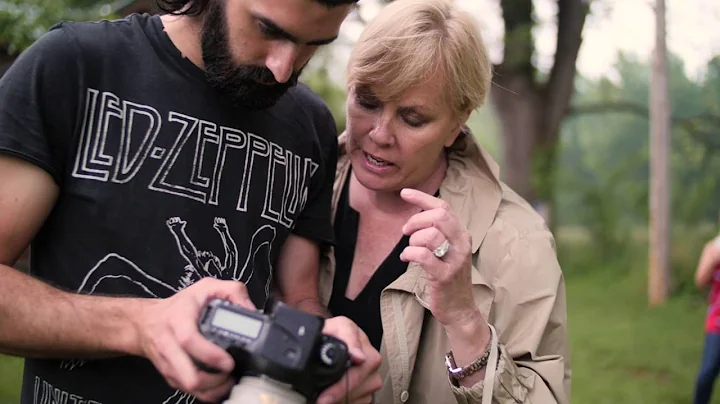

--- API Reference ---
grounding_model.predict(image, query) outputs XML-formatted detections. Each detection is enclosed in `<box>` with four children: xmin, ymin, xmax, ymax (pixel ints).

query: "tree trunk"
<box><xmin>648</xmin><ymin>0</ymin><xmax>671</xmax><ymax>306</ymax></box>
<box><xmin>492</xmin><ymin>0</ymin><xmax>589</xmax><ymax>229</ymax></box>
<box><xmin>493</xmin><ymin>76</ymin><xmax>542</xmax><ymax>202</ymax></box>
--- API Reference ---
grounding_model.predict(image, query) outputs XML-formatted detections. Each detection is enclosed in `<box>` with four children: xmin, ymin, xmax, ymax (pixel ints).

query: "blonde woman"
<box><xmin>318</xmin><ymin>0</ymin><xmax>571</xmax><ymax>402</ymax></box>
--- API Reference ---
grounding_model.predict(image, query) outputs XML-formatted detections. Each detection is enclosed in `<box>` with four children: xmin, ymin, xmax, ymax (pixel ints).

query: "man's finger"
<box><xmin>160</xmin><ymin>338</ymin><xmax>203</xmax><ymax>392</ymax></box>
<box><xmin>194</xmin><ymin>278</ymin><xmax>256</xmax><ymax>311</ymax></box>
<box><xmin>323</xmin><ymin>317</ymin><xmax>366</xmax><ymax>363</ymax></box>
<box><xmin>318</xmin><ymin>353</ymin><xmax>381</xmax><ymax>404</ymax></box>
<box><xmin>151</xmin><ymin>343</ymin><xmax>179</xmax><ymax>389</ymax></box>
<box><xmin>318</xmin><ymin>322</ymin><xmax>382</xmax><ymax>404</ymax></box>
<box><xmin>216</xmin><ymin>285</ymin><xmax>256</xmax><ymax>311</ymax></box>
<box><xmin>318</xmin><ymin>371</ymin><xmax>353</xmax><ymax>404</ymax></box>
<box><xmin>195</xmin><ymin>377</ymin><xmax>235</xmax><ymax>403</ymax></box>
<box><xmin>177</xmin><ymin>323</ymin><xmax>235</xmax><ymax>373</ymax></box>
<box><xmin>192</xmin><ymin>373</ymin><xmax>234</xmax><ymax>402</ymax></box>
<box><xmin>164</xmin><ymin>334</ymin><xmax>231</xmax><ymax>396</ymax></box>
<box><xmin>400</xmin><ymin>188</ymin><xmax>447</xmax><ymax>211</ymax></box>
<box><xmin>346</xmin><ymin>332</ymin><xmax>383</xmax><ymax>401</ymax></box>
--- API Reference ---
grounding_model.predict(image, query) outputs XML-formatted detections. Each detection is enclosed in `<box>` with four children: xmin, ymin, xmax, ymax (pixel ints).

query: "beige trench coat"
<box><xmin>318</xmin><ymin>131</ymin><xmax>571</xmax><ymax>404</ymax></box>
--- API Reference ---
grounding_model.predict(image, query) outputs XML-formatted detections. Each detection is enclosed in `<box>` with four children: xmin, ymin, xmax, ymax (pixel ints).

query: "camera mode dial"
<box><xmin>320</xmin><ymin>342</ymin><xmax>338</xmax><ymax>366</ymax></box>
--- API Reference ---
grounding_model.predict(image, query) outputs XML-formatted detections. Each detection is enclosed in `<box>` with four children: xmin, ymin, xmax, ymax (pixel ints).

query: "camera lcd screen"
<box><xmin>211</xmin><ymin>309</ymin><xmax>262</xmax><ymax>339</ymax></box>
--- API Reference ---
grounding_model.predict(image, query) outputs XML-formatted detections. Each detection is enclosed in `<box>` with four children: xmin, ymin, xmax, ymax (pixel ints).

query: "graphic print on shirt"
<box><xmin>33</xmin><ymin>375</ymin><xmax>199</xmax><ymax>404</ymax></box>
<box><xmin>76</xmin><ymin>217</ymin><xmax>276</xmax><ymax>298</ymax></box>
<box><xmin>47</xmin><ymin>87</ymin><xmax>323</xmax><ymax>404</ymax></box>
<box><xmin>70</xmin><ymin>88</ymin><xmax>319</xmax><ymax>224</ymax></box>
<box><xmin>56</xmin><ymin>217</ymin><xmax>276</xmax><ymax>404</ymax></box>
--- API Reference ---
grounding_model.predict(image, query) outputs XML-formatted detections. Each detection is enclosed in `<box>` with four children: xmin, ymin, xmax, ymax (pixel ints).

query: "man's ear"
<box><xmin>444</xmin><ymin>109</ymin><xmax>472</xmax><ymax>148</ymax></box>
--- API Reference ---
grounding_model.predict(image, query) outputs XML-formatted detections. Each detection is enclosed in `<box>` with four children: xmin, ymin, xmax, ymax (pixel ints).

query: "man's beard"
<box><xmin>200</xmin><ymin>1</ymin><xmax>304</xmax><ymax>110</ymax></box>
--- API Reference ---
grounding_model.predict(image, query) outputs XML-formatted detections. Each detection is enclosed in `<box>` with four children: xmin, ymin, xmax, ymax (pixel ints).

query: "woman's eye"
<box><xmin>403</xmin><ymin>115</ymin><xmax>426</xmax><ymax>128</ymax></box>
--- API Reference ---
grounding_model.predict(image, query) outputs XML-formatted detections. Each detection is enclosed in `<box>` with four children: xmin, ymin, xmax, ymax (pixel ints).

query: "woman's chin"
<box><xmin>352</xmin><ymin>165</ymin><xmax>402</xmax><ymax>193</ymax></box>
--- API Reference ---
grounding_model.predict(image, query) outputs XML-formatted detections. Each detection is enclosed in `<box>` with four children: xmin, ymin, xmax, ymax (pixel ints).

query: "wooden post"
<box><xmin>649</xmin><ymin>0</ymin><xmax>671</xmax><ymax>306</ymax></box>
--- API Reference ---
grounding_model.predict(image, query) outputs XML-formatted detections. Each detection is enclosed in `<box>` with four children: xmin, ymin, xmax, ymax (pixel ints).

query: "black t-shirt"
<box><xmin>328</xmin><ymin>171</ymin><xmax>410</xmax><ymax>350</ymax></box>
<box><xmin>0</xmin><ymin>13</ymin><xmax>338</xmax><ymax>404</ymax></box>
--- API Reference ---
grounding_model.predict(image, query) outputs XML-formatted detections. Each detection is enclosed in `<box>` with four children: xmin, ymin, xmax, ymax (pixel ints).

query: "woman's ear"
<box><xmin>444</xmin><ymin>109</ymin><xmax>472</xmax><ymax>148</ymax></box>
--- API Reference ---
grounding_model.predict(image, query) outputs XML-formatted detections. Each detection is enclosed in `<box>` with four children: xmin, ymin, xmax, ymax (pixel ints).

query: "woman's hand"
<box><xmin>399</xmin><ymin>188</ymin><xmax>494</xmax><ymax>386</ymax></box>
<box><xmin>398</xmin><ymin>188</ymin><xmax>485</xmax><ymax>331</ymax></box>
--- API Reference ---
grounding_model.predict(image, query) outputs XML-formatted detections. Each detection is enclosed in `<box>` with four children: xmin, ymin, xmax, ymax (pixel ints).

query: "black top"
<box><xmin>0</xmin><ymin>13</ymin><xmax>338</xmax><ymax>404</ymax></box>
<box><xmin>328</xmin><ymin>171</ymin><xmax>410</xmax><ymax>350</ymax></box>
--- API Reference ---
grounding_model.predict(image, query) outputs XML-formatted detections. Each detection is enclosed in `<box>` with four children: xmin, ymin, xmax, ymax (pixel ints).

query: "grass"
<box><xmin>0</xmin><ymin>231</ymin><xmax>718</xmax><ymax>403</ymax></box>
<box><xmin>566</xmin><ymin>269</ymin><xmax>712</xmax><ymax>403</ymax></box>
<box><xmin>0</xmin><ymin>355</ymin><xmax>22</xmax><ymax>404</ymax></box>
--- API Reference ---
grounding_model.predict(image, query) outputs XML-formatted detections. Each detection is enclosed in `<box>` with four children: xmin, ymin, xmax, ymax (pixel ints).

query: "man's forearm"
<box><xmin>292</xmin><ymin>297</ymin><xmax>330</xmax><ymax>318</ymax></box>
<box><xmin>278</xmin><ymin>292</ymin><xmax>330</xmax><ymax>318</ymax></box>
<box><xmin>0</xmin><ymin>264</ymin><xmax>143</xmax><ymax>359</ymax></box>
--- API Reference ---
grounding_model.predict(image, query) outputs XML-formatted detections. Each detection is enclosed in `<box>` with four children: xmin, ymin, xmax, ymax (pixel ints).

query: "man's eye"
<box><xmin>258</xmin><ymin>22</ymin><xmax>282</xmax><ymax>39</ymax></box>
<box><xmin>356</xmin><ymin>95</ymin><xmax>381</xmax><ymax>110</ymax></box>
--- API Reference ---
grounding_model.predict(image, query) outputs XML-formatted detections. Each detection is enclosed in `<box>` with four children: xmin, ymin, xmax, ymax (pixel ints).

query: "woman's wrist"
<box><xmin>443</xmin><ymin>309</ymin><xmax>491</xmax><ymax>367</ymax></box>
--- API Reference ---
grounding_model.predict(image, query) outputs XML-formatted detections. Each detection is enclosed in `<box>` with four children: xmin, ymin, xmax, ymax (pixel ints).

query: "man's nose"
<box><xmin>265</xmin><ymin>43</ymin><xmax>300</xmax><ymax>84</ymax></box>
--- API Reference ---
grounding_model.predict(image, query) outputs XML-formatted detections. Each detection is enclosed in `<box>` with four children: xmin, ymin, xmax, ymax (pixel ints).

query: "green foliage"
<box><xmin>0</xmin><ymin>0</ymin><xmax>111</xmax><ymax>55</ymax></box>
<box><xmin>300</xmin><ymin>65</ymin><xmax>348</xmax><ymax>134</ymax></box>
<box><xmin>556</xmin><ymin>51</ymin><xmax>720</xmax><ymax>258</ymax></box>
<box><xmin>467</xmin><ymin>105</ymin><xmax>502</xmax><ymax>163</ymax></box>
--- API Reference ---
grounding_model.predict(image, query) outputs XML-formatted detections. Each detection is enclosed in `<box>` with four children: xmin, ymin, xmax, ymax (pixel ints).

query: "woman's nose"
<box><xmin>368</xmin><ymin>115</ymin><xmax>394</xmax><ymax>146</ymax></box>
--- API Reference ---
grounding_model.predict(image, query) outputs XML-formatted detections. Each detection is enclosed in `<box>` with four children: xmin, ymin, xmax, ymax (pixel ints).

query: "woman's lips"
<box><xmin>362</xmin><ymin>151</ymin><xmax>395</xmax><ymax>173</ymax></box>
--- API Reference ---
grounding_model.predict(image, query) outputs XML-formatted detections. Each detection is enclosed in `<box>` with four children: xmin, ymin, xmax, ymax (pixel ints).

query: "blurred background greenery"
<box><xmin>1</xmin><ymin>0</ymin><xmax>719</xmax><ymax>403</ymax></box>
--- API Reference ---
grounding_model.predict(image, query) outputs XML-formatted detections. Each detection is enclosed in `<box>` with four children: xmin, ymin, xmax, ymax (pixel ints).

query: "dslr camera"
<box><xmin>197</xmin><ymin>298</ymin><xmax>351</xmax><ymax>404</ymax></box>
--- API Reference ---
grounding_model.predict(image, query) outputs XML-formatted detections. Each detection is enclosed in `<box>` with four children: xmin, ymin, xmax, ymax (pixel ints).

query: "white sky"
<box><xmin>324</xmin><ymin>0</ymin><xmax>720</xmax><ymax>84</ymax></box>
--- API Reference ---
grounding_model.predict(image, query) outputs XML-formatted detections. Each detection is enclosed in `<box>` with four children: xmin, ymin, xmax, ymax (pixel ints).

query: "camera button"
<box><xmin>284</xmin><ymin>348</ymin><xmax>299</xmax><ymax>361</ymax></box>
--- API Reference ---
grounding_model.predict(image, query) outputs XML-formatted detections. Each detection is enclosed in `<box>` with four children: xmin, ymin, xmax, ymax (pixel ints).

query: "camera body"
<box><xmin>198</xmin><ymin>298</ymin><xmax>351</xmax><ymax>402</ymax></box>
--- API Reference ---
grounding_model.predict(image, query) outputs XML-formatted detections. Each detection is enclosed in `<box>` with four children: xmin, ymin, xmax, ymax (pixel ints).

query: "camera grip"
<box><xmin>302</xmin><ymin>334</ymin><xmax>352</xmax><ymax>396</ymax></box>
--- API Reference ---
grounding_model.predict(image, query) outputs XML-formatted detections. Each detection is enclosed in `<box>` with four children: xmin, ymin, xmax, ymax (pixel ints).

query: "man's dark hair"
<box><xmin>156</xmin><ymin>0</ymin><xmax>359</xmax><ymax>16</ymax></box>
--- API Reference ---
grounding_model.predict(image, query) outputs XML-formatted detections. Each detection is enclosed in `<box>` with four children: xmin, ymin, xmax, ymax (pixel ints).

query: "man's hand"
<box><xmin>317</xmin><ymin>316</ymin><xmax>383</xmax><ymax>404</ymax></box>
<box><xmin>133</xmin><ymin>278</ymin><xmax>256</xmax><ymax>403</ymax></box>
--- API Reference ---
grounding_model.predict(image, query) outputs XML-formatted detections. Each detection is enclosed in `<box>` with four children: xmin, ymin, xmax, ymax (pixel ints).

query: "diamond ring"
<box><xmin>433</xmin><ymin>240</ymin><xmax>451</xmax><ymax>259</ymax></box>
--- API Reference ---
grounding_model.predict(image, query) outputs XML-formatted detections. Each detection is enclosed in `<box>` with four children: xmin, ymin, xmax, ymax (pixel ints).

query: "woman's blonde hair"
<box><xmin>347</xmin><ymin>0</ymin><xmax>492</xmax><ymax>116</ymax></box>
